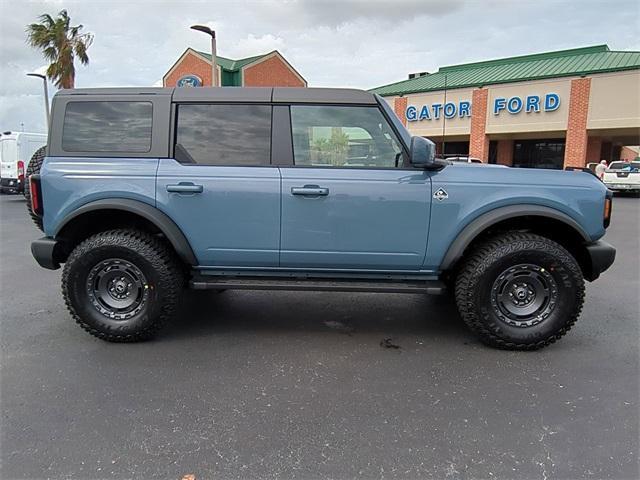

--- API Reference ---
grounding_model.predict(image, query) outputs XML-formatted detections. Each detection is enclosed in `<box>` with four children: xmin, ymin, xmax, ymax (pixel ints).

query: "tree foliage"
<box><xmin>26</xmin><ymin>9</ymin><xmax>93</xmax><ymax>89</ymax></box>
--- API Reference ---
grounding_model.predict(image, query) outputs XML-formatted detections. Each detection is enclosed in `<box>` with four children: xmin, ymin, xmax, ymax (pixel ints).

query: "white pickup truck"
<box><xmin>602</xmin><ymin>160</ymin><xmax>640</xmax><ymax>194</ymax></box>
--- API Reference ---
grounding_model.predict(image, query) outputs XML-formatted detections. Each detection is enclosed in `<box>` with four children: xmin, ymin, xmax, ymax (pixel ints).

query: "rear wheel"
<box><xmin>24</xmin><ymin>146</ymin><xmax>46</xmax><ymax>231</ymax></box>
<box><xmin>62</xmin><ymin>229</ymin><xmax>183</xmax><ymax>342</ymax></box>
<box><xmin>455</xmin><ymin>232</ymin><xmax>585</xmax><ymax>350</ymax></box>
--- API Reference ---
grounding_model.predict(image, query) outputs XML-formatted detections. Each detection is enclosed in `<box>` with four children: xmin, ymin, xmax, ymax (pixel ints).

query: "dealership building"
<box><xmin>164</xmin><ymin>48</ymin><xmax>307</xmax><ymax>88</ymax></box>
<box><xmin>372</xmin><ymin>45</ymin><xmax>640</xmax><ymax>168</ymax></box>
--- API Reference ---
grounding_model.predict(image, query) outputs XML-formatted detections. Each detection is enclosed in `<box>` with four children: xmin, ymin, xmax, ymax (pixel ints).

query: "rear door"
<box><xmin>156</xmin><ymin>103</ymin><xmax>281</xmax><ymax>268</ymax></box>
<box><xmin>278</xmin><ymin>104</ymin><xmax>432</xmax><ymax>271</ymax></box>
<box><xmin>0</xmin><ymin>137</ymin><xmax>18</xmax><ymax>179</ymax></box>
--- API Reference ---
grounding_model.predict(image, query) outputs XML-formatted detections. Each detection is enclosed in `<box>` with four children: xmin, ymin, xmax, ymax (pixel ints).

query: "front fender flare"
<box><xmin>55</xmin><ymin>198</ymin><xmax>198</xmax><ymax>266</ymax></box>
<box><xmin>440</xmin><ymin>204</ymin><xmax>591</xmax><ymax>271</ymax></box>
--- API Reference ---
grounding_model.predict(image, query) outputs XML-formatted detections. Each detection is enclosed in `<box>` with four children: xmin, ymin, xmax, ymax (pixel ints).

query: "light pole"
<box><xmin>190</xmin><ymin>25</ymin><xmax>217</xmax><ymax>87</ymax></box>
<box><xmin>27</xmin><ymin>72</ymin><xmax>50</xmax><ymax>129</ymax></box>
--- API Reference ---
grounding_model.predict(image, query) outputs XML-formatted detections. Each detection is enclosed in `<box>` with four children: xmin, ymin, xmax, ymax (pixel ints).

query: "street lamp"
<box><xmin>190</xmin><ymin>25</ymin><xmax>218</xmax><ymax>87</ymax></box>
<box><xmin>26</xmin><ymin>72</ymin><xmax>50</xmax><ymax>130</ymax></box>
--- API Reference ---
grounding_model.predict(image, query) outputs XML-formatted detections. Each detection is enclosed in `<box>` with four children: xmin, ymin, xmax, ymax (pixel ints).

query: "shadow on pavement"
<box><xmin>161</xmin><ymin>289</ymin><xmax>473</xmax><ymax>344</ymax></box>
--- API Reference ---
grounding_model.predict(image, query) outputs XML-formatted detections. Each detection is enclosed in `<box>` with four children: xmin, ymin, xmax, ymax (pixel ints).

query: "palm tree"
<box><xmin>26</xmin><ymin>10</ymin><xmax>93</xmax><ymax>89</ymax></box>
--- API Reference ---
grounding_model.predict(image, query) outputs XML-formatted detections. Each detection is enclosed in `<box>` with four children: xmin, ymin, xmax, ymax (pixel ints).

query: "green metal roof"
<box><xmin>371</xmin><ymin>45</ymin><xmax>640</xmax><ymax>97</ymax></box>
<box><xmin>195</xmin><ymin>50</ymin><xmax>269</xmax><ymax>72</ymax></box>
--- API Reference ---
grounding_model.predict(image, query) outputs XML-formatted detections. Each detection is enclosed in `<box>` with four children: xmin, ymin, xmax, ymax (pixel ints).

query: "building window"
<box><xmin>513</xmin><ymin>139</ymin><xmax>566</xmax><ymax>169</ymax></box>
<box><xmin>290</xmin><ymin>105</ymin><xmax>404</xmax><ymax>168</ymax></box>
<box><xmin>440</xmin><ymin>141</ymin><xmax>470</xmax><ymax>157</ymax></box>
<box><xmin>175</xmin><ymin>104</ymin><xmax>271</xmax><ymax>165</ymax></box>
<box><xmin>62</xmin><ymin>101</ymin><xmax>153</xmax><ymax>153</ymax></box>
<box><xmin>488</xmin><ymin>141</ymin><xmax>498</xmax><ymax>164</ymax></box>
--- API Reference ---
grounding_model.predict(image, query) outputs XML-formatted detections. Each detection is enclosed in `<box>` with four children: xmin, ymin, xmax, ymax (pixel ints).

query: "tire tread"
<box><xmin>24</xmin><ymin>146</ymin><xmax>46</xmax><ymax>232</ymax></box>
<box><xmin>454</xmin><ymin>232</ymin><xmax>585</xmax><ymax>350</ymax></box>
<box><xmin>61</xmin><ymin>229</ymin><xmax>183</xmax><ymax>342</ymax></box>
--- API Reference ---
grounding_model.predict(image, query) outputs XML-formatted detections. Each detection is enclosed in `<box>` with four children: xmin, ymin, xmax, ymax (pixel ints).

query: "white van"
<box><xmin>0</xmin><ymin>132</ymin><xmax>47</xmax><ymax>193</ymax></box>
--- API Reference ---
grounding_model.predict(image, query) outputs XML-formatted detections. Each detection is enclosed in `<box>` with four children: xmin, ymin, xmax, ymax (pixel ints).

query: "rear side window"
<box><xmin>62</xmin><ymin>101</ymin><xmax>153</xmax><ymax>153</ymax></box>
<box><xmin>175</xmin><ymin>104</ymin><xmax>271</xmax><ymax>165</ymax></box>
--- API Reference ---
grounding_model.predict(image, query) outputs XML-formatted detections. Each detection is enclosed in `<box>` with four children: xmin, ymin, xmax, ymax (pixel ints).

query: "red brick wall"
<box><xmin>585</xmin><ymin>136</ymin><xmax>603</xmax><ymax>164</ymax></box>
<box><xmin>620</xmin><ymin>146</ymin><xmax>639</xmax><ymax>161</ymax></box>
<box><xmin>564</xmin><ymin>78</ymin><xmax>591</xmax><ymax>168</ymax></box>
<box><xmin>469</xmin><ymin>88</ymin><xmax>489</xmax><ymax>162</ymax></box>
<box><xmin>393</xmin><ymin>97</ymin><xmax>408</xmax><ymax>126</ymax></box>
<box><xmin>243</xmin><ymin>55</ymin><xmax>305</xmax><ymax>87</ymax></box>
<box><xmin>164</xmin><ymin>51</ymin><xmax>213</xmax><ymax>87</ymax></box>
<box><xmin>497</xmin><ymin>139</ymin><xmax>514</xmax><ymax>166</ymax></box>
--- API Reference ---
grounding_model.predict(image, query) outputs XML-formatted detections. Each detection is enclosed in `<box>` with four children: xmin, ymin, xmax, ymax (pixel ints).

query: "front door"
<box><xmin>279</xmin><ymin>105</ymin><xmax>432</xmax><ymax>271</ymax></box>
<box><xmin>156</xmin><ymin>103</ymin><xmax>280</xmax><ymax>268</ymax></box>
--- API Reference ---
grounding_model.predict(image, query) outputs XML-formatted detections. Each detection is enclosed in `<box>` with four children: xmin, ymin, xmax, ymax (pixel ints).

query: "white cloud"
<box><xmin>1</xmin><ymin>0</ymin><xmax>639</xmax><ymax>133</ymax></box>
<box><xmin>230</xmin><ymin>34</ymin><xmax>286</xmax><ymax>58</ymax></box>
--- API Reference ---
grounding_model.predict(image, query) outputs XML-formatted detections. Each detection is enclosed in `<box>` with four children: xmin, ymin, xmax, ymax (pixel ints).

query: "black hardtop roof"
<box><xmin>55</xmin><ymin>87</ymin><xmax>377</xmax><ymax>105</ymax></box>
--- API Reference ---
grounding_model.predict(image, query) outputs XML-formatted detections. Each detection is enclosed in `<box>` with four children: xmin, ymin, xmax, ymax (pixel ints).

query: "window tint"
<box><xmin>175</xmin><ymin>104</ymin><xmax>271</xmax><ymax>165</ymax></box>
<box><xmin>290</xmin><ymin>106</ymin><xmax>404</xmax><ymax>168</ymax></box>
<box><xmin>62</xmin><ymin>101</ymin><xmax>152</xmax><ymax>152</ymax></box>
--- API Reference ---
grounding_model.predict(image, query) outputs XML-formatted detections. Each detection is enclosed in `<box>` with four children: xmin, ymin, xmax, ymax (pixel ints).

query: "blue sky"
<box><xmin>1</xmin><ymin>0</ymin><xmax>639</xmax><ymax>134</ymax></box>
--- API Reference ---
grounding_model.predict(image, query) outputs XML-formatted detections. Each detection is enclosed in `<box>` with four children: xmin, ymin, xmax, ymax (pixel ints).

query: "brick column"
<box><xmin>497</xmin><ymin>140</ymin><xmax>514</xmax><ymax>166</ymax></box>
<box><xmin>564</xmin><ymin>78</ymin><xmax>592</xmax><ymax>168</ymax></box>
<box><xmin>585</xmin><ymin>136</ymin><xmax>602</xmax><ymax>164</ymax></box>
<box><xmin>394</xmin><ymin>96</ymin><xmax>408</xmax><ymax>126</ymax></box>
<box><xmin>469</xmin><ymin>88</ymin><xmax>489</xmax><ymax>162</ymax></box>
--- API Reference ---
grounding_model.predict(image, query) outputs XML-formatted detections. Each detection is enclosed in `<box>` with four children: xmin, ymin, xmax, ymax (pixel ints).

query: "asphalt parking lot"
<box><xmin>1</xmin><ymin>193</ymin><xmax>638</xmax><ymax>480</ymax></box>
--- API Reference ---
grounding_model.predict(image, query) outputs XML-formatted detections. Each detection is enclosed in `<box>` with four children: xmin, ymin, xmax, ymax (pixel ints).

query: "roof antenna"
<box><xmin>441</xmin><ymin>74</ymin><xmax>447</xmax><ymax>158</ymax></box>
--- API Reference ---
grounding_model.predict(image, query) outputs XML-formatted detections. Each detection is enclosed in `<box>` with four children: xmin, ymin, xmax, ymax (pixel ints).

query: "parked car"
<box><xmin>602</xmin><ymin>160</ymin><xmax>640</xmax><ymax>193</ymax></box>
<box><xmin>28</xmin><ymin>87</ymin><xmax>615</xmax><ymax>350</ymax></box>
<box><xmin>438</xmin><ymin>155</ymin><xmax>483</xmax><ymax>163</ymax></box>
<box><xmin>0</xmin><ymin>131</ymin><xmax>46</xmax><ymax>193</ymax></box>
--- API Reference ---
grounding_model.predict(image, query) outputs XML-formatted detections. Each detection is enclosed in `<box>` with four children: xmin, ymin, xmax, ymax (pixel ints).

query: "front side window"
<box><xmin>175</xmin><ymin>104</ymin><xmax>271</xmax><ymax>165</ymax></box>
<box><xmin>290</xmin><ymin>106</ymin><xmax>404</xmax><ymax>168</ymax></box>
<box><xmin>62</xmin><ymin>101</ymin><xmax>152</xmax><ymax>152</ymax></box>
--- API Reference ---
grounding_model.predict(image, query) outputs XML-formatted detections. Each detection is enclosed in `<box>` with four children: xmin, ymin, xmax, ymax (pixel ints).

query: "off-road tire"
<box><xmin>455</xmin><ymin>232</ymin><xmax>585</xmax><ymax>350</ymax></box>
<box><xmin>62</xmin><ymin>229</ymin><xmax>183</xmax><ymax>342</ymax></box>
<box><xmin>24</xmin><ymin>146</ymin><xmax>46</xmax><ymax>231</ymax></box>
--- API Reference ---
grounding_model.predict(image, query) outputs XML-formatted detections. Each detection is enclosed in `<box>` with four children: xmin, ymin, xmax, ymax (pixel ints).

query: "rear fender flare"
<box><xmin>55</xmin><ymin>198</ymin><xmax>198</xmax><ymax>265</ymax></box>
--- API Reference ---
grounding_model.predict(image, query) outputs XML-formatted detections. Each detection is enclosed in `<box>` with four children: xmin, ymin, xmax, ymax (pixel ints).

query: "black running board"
<box><xmin>190</xmin><ymin>277</ymin><xmax>446</xmax><ymax>294</ymax></box>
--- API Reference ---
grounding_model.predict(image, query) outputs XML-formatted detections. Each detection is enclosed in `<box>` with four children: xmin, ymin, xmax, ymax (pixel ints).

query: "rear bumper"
<box><xmin>0</xmin><ymin>177</ymin><xmax>23</xmax><ymax>192</ymax></box>
<box><xmin>604</xmin><ymin>183</ymin><xmax>640</xmax><ymax>191</ymax></box>
<box><xmin>584</xmin><ymin>240</ymin><xmax>616</xmax><ymax>281</ymax></box>
<box><xmin>31</xmin><ymin>237</ymin><xmax>61</xmax><ymax>270</ymax></box>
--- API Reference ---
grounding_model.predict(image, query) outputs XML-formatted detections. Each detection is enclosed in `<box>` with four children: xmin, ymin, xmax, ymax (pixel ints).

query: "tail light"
<box><xmin>17</xmin><ymin>160</ymin><xmax>25</xmax><ymax>181</ymax></box>
<box><xmin>30</xmin><ymin>174</ymin><xmax>43</xmax><ymax>216</ymax></box>
<box><xmin>603</xmin><ymin>191</ymin><xmax>613</xmax><ymax>228</ymax></box>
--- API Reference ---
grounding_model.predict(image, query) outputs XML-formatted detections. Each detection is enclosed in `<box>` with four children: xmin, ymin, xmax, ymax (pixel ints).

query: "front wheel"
<box><xmin>62</xmin><ymin>229</ymin><xmax>184</xmax><ymax>342</ymax></box>
<box><xmin>455</xmin><ymin>232</ymin><xmax>585</xmax><ymax>350</ymax></box>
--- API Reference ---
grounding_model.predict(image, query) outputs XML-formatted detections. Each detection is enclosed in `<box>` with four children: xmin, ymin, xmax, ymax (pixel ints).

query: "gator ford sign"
<box><xmin>406</xmin><ymin>93</ymin><xmax>561</xmax><ymax>121</ymax></box>
<box><xmin>406</xmin><ymin>101</ymin><xmax>471</xmax><ymax>121</ymax></box>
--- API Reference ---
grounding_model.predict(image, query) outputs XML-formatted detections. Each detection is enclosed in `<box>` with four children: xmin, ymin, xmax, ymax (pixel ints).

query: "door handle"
<box><xmin>291</xmin><ymin>186</ymin><xmax>329</xmax><ymax>196</ymax></box>
<box><xmin>166</xmin><ymin>183</ymin><xmax>203</xmax><ymax>194</ymax></box>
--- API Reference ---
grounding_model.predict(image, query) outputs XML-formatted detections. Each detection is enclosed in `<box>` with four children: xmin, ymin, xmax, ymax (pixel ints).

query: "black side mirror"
<box><xmin>410</xmin><ymin>136</ymin><xmax>436</xmax><ymax>168</ymax></box>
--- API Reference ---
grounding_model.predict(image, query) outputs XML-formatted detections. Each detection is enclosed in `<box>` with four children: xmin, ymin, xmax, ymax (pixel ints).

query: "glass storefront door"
<box><xmin>513</xmin><ymin>139</ymin><xmax>566</xmax><ymax>169</ymax></box>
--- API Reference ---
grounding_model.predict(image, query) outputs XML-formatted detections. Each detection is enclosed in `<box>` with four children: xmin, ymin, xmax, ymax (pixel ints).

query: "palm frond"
<box><xmin>26</xmin><ymin>9</ymin><xmax>92</xmax><ymax>87</ymax></box>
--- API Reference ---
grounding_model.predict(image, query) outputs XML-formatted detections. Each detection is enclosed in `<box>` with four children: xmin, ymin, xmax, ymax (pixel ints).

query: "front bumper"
<box><xmin>584</xmin><ymin>240</ymin><xmax>616</xmax><ymax>281</ymax></box>
<box><xmin>31</xmin><ymin>237</ymin><xmax>62</xmax><ymax>270</ymax></box>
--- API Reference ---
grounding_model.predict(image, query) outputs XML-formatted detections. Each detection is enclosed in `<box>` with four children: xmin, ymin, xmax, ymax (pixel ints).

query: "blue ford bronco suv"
<box><xmin>28</xmin><ymin>87</ymin><xmax>615</xmax><ymax>349</ymax></box>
